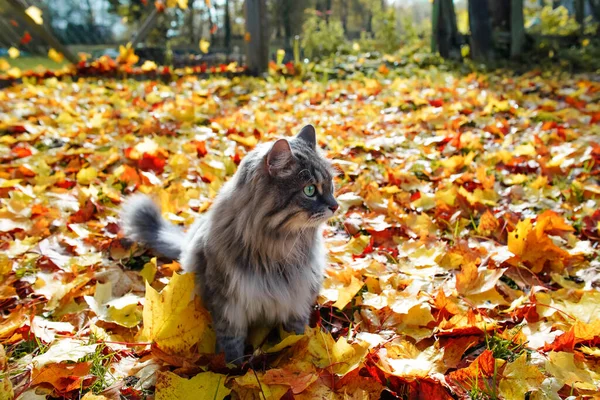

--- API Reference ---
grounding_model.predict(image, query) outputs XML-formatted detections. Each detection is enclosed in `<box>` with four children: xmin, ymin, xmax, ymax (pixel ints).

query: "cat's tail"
<box><xmin>120</xmin><ymin>194</ymin><xmax>184</xmax><ymax>260</ymax></box>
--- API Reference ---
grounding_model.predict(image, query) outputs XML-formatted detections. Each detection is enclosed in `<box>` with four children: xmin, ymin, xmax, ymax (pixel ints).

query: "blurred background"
<box><xmin>0</xmin><ymin>0</ymin><xmax>599</xmax><ymax>76</ymax></box>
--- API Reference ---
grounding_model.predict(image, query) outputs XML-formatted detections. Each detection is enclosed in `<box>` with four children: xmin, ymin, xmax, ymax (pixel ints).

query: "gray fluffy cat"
<box><xmin>120</xmin><ymin>125</ymin><xmax>338</xmax><ymax>363</ymax></box>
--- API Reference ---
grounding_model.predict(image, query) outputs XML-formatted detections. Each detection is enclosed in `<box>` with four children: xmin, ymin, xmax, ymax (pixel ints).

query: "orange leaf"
<box><xmin>477</xmin><ymin>210</ymin><xmax>499</xmax><ymax>237</ymax></box>
<box><xmin>455</xmin><ymin>261</ymin><xmax>478</xmax><ymax>295</ymax></box>
<box><xmin>535</xmin><ymin>210</ymin><xmax>574</xmax><ymax>236</ymax></box>
<box><xmin>543</xmin><ymin>328</ymin><xmax>575</xmax><ymax>352</ymax></box>
<box><xmin>441</xmin><ymin>336</ymin><xmax>481</xmax><ymax>371</ymax></box>
<box><xmin>31</xmin><ymin>362</ymin><xmax>92</xmax><ymax>392</ymax></box>
<box><xmin>262</xmin><ymin>369</ymin><xmax>318</xmax><ymax>394</ymax></box>
<box><xmin>433</xmin><ymin>288</ymin><xmax>460</xmax><ymax>318</ymax></box>
<box><xmin>447</xmin><ymin>349</ymin><xmax>495</xmax><ymax>391</ymax></box>
<box><xmin>12</xmin><ymin>146</ymin><xmax>32</xmax><ymax>158</ymax></box>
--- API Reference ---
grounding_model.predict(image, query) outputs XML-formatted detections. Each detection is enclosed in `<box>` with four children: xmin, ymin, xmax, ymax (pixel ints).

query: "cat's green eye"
<box><xmin>303</xmin><ymin>184</ymin><xmax>316</xmax><ymax>197</ymax></box>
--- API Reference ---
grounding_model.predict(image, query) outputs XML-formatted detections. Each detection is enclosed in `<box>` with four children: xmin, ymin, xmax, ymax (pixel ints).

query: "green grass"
<box><xmin>6</xmin><ymin>56</ymin><xmax>68</xmax><ymax>72</ymax></box>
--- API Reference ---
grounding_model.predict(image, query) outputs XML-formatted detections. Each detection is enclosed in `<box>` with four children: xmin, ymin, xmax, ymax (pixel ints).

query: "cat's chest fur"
<box><xmin>226</xmin><ymin>254</ymin><xmax>323</xmax><ymax>325</ymax></box>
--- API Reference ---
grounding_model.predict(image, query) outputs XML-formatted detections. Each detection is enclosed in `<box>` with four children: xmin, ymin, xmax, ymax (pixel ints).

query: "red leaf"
<box><xmin>68</xmin><ymin>199</ymin><xmax>97</xmax><ymax>224</ymax></box>
<box><xmin>429</xmin><ymin>98</ymin><xmax>444</xmax><ymax>107</ymax></box>
<box><xmin>193</xmin><ymin>140</ymin><xmax>208</xmax><ymax>157</ymax></box>
<box><xmin>138</xmin><ymin>153</ymin><xmax>165</xmax><ymax>174</ymax></box>
<box><xmin>55</xmin><ymin>179</ymin><xmax>76</xmax><ymax>189</ymax></box>
<box><xmin>10</xmin><ymin>19</ymin><xmax>18</xmax><ymax>27</ymax></box>
<box><xmin>210</xmin><ymin>25</ymin><xmax>218</xmax><ymax>34</ymax></box>
<box><xmin>12</xmin><ymin>146</ymin><xmax>32</xmax><ymax>158</ymax></box>
<box><xmin>155</xmin><ymin>1</ymin><xmax>166</xmax><ymax>12</ymax></box>
<box><xmin>20</xmin><ymin>32</ymin><xmax>32</xmax><ymax>45</ymax></box>
<box><xmin>543</xmin><ymin>328</ymin><xmax>575</xmax><ymax>352</ymax></box>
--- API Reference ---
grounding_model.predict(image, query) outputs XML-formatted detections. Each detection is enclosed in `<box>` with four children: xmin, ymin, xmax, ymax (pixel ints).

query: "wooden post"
<box><xmin>4</xmin><ymin>0</ymin><xmax>78</xmax><ymax>63</ymax></box>
<box><xmin>130</xmin><ymin>7</ymin><xmax>161</xmax><ymax>47</ymax></box>
<box><xmin>510</xmin><ymin>0</ymin><xmax>525</xmax><ymax>58</ymax></box>
<box><xmin>245</xmin><ymin>0</ymin><xmax>269</xmax><ymax>76</ymax></box>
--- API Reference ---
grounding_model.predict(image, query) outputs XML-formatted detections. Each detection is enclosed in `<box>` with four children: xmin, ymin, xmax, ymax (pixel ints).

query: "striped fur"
<box><xmin>121</xmin><ymin>125</ymin><xmax>338</xmax><ymax>363</ymax></box>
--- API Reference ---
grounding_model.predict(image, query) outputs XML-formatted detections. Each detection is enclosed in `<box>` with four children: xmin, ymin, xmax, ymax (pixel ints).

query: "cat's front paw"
<box><xmin>283</xmin><ymin>316</ymin><xmax>309</xmax><ymax>335</ymax></box>
<box><xmin>217</xmin><ymin>335</ymin><xmax>245</xmax><ymax>365</ymax></box>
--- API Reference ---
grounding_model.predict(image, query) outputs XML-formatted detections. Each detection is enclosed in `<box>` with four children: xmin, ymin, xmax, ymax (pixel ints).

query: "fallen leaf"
<box><xmin>498</xmin><ymin>353</ymin><xmax>545</xmax><ymax>399</ymax></box>
<box><xmin>25</xmin><ymin>6</ymin><xmax>43</xmax><ymax>24</ymax></box>
<box><xmin>155</xmin><ymin>371</ymin><xmax>230</xmax><ymax>400</ymax></box>
<box><xmin>139</xmin><ymin>273</ymin><xmax>213</xmax><ymax>354</ymax></box>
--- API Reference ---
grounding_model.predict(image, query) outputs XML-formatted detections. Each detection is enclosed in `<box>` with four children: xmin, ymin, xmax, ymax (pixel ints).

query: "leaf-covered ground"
<box><xmin>1</xmin><ymin>68</ymin><xmax>600</xmax><ymax>400</ymax></box>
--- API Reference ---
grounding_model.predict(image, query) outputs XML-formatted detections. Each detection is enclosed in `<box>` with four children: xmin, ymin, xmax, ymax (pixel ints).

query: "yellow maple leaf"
<box><xmin>265</xmin><ymin>334</ymin><xmax>304</xmax><ymax>353</ymax></box>
<box><xmin>84</xmin><ymin>282</ymin><xmax>142</xmax><ymax>328</ymax></box>
<box><xmin>377</xmin><ymin>340</ymin><xmax>442</xmax><ymax>378</ymax></box>
<box><xmin>0</xmin><ymin>254</ymin><xmax>11</xmax><ymax>277</ymax></box>
<box><xmin>498</xmin><ymin>353</ymin><xmax>544</xmax><ymax>399</ymax></box>
<box><xmin>0</xmin><ymin>58</ymin><xmax>9</xmax><ymax>71</ymax></box>
<box><xmin>8</xmin><ymin>47</ymin><xmax>20</xmax><ymax>59</ymax></box>
<box><xmin>167</xmin><ymin>0</ymin><xmax>188</xmax><ymax>9</ymax></box>
<box><xmin>48</xmin><ymin>49</ymin><xmax>64</xmax><ymax>63</ymax></box>
<box><xmin>276</xmin><ymin>49</ymin><xmax>285</xmax><ymax>65</ymax></box>
<box><xmin>545</xmin><ymin>351</ymin><xmax>595</xmax><ymax>390</ymax></box>
<box><xmin>141</xmin><ymin>60</ymin><xmax>157</xmax><ymax>71</ymax></box>
<box><xmin>233</xmin><ymin>370</ymin><xmax>289</xmax><ymax>400</ymax></box>
<box><xmin>117</xmin><ymin>43</ymin><xmax>139</xmax><ymax>66</ymax></box>
<box><xmin>139</xmin><ymin>273</ymin><xmax>214</xmax><ymax>354</ymax></box>
<box><xmin>140</xmin><ymin>257</ymin><xmax>157</xmax><ymax>283</ymax></box>
<box><xmin>76</xmin><ymin>167</ymin><xmax>98</xmax><ymax>185</ymax></box>
<box><xmin>155</xmin><ymin>371</ymin><xmax>230</xmax><ymax>400</ymax></box>
<box><xmin>300</xmin><ymin>326</ymin><xmax>369</xmax><ymax>375</ymax></box>
<box><xmin>199</xmin><ymin>39</ymin><xmax>210</xmax><ymax>54</ymax></box>
<box><xmin>0</xmin><ymin>345</ymin><xmax>13</xmax><ymax>399</ymax></box>
<box><xmin>25</xmin><ymin>6</ymin><xmax>44</xmax><ymax>25</ymax></box>
<box><xmin>333</xmin><ymin>276</ymin><xmax>364</xmax><ymax>310</ymax></box>
<box><xmin>229</xmin><ymin>134</ymin><xmax>257</xmax><ymax>148</ymax></box>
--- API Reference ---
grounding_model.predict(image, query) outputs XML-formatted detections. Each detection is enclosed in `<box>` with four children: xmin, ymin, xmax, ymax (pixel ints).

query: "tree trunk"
<box><xmin>574</xmin><ymin>0</ymin><xmax>585</xmax><ymax>36</ymax></box>
<box><xmin>432</xmin><ymin>0</ymin><xmax>461</xmax><ymax>60</ymax></box>
<box><xmin>245</xmin><ymin>0</ymin><xmax>269</xmax><ymax>75</ymax></box>
<box><xmin>468</xmin><ymin>0</ymin><xmax>494</xmax><ymax>62</ymax></box>
<box><xmin>510</xmin><ymin>0</ymin><xmax>525</xmax><ymax>58</ymax></box>
<box><xmin>224</xmin><ymin>0</ymin><xmax>231</xmax><ymax>50</ymax></box>
<box><xmin>591</xmin><ymin>0</ymin><xmax>600</xmax><ymax>35</ymax></box>
<box><xmin>282</xmin><ymin>0</ymin><xmax>293</xmax><ymax>52</ymax></box>
<box><xmin>341</xmin><ymin>2</ymin><xmax>348</xmax><ymax>33</ymax></box>
<box><xmin>325</xmin><ymin>0</ymin><xmax>332</xmax><ymax>23</ymax></box>
<box><xmin>490</xmin><ymin>0</ymin><xmax>510</xmax><ymax>30</ymax></box>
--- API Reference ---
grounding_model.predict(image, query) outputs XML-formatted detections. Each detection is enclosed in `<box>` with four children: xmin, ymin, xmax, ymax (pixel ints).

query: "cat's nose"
<box><xmin>329</xmin><ymin>204</ymin><xmax>339</xmax><ymax>213</ymax></box>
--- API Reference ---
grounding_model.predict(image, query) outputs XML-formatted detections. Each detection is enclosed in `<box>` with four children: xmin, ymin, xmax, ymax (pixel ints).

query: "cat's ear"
<box><xmin>296</xmin><ymin>125</ymin><xmax>316</xmax><ymax>148</ymax></box>
<box><xmin>266</xmin><ymin>139</ymin><xmax>294</xmax><ymax>176</ymax></box>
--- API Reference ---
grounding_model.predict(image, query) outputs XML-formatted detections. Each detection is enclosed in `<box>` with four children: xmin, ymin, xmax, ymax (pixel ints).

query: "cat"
<box><xmin>120</xmin><ymin>125</ymin><xmax>338</xmax><ymax>363</ymax></box>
